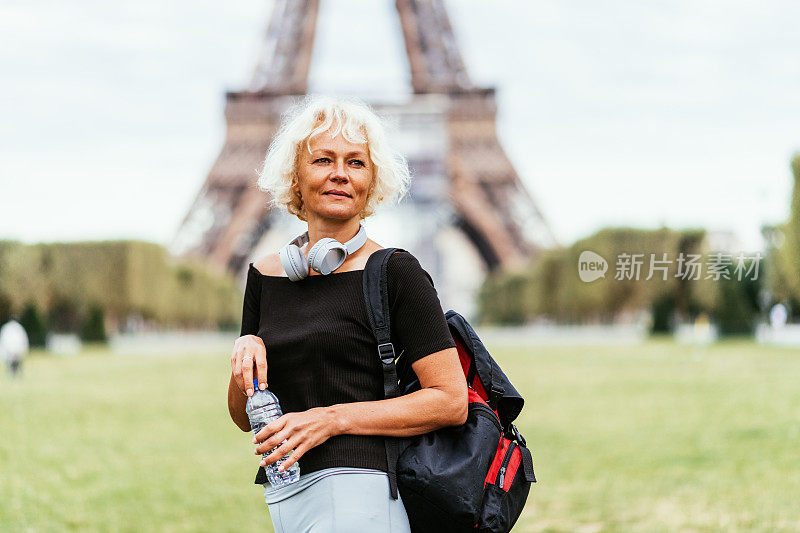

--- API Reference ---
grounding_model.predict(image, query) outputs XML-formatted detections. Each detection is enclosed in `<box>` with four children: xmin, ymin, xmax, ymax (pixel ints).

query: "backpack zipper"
<box><xmin>470</xmin><ymin>401</ymin><xmax>502</xmax><ymax>432</ymax></box>
<box><xmin>496</xmin><ymin>441</ymin><xmax>517</xmax><ymax>489</ymax></box>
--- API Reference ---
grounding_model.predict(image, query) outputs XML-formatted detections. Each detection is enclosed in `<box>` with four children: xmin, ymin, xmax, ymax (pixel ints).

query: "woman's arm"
<box><xmin>329</xmin><ymin>347</ymin><xmax>468</xmax><ymax>435</ymax></box>
<box><xmin>228</xmin><ymin>374</ymin><xmax>250</xmax><ymax>432</ymax></box>
<box><xmin>254</xmin><ymin>346</ymin><xmax>467</xmax><ymax>470</ymax></box>
<box><xmin>229</xmin><ymin>257</ymin><xmax>268</xmax><ymax>430</ymax></box>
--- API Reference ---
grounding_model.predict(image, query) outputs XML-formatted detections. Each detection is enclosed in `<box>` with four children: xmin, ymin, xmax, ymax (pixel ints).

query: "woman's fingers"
<box><xmin>255</xmin><ymin>345</ymin><xmax>268</xmax><ymax>390</ymax></box>
<box><xmin>257</xmin><ymin>434</ymin><xmax>291</xmax><ymax>463</ymax></box>
<box><xmin>254</xmin><ymin>414</ymin><xmax>285</xmax><ymax>443</ymax></box>
<box><xmin>276</xmin><ymin>443</ymin><xmax>306</xmax><ymax>471</ymax></box>
<box><xmin>255</xmin><ymin>424</ymin><xmax>289</xmax><ymax>453</ymax></box>
<box><xmin>231</xmin><ymin>343</ymin><xmax>245</xmax><ymax>392</ymax></box>
<box><xmin>231</xmin><ymin>335</ymin><xmax>265</xmax><ymax>396</ymax></box>
<box><xmin>259</xmin><ymin>435</ymin><xmax>300</xmax><ymax>468</ymax></box>
<box><xmin>242</xmin><ymin>350</ymin><xmax>254</xmax><ymax>396</ymax></box>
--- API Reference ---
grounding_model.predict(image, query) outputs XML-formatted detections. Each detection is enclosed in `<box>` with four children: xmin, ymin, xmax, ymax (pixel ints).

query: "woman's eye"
<box><xmin>313</xmin><ymin>157</ymin><xmax>330</xmax><ymax>164</ymax></box>
<box><xmin>350</xmin><ymin>160</ymin><xmax>365</xmax><ymax>167</ymax></box>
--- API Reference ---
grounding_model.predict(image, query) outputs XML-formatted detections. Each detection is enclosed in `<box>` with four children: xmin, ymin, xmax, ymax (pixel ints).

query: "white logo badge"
<box><xmin>578</xmin><ymin>251</ymin><xmax>608</xmax><ymax>282</ymax></box>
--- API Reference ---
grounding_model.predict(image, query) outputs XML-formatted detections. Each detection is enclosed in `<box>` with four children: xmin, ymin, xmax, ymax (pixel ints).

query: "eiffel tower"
<box><xmin>171</xmin><ymin>0</ymin><xmax>554</xmax><ymax>317</ymax></box>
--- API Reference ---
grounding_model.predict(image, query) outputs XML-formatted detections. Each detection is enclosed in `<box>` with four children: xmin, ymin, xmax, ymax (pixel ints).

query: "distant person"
<box><xmin>0</xmin><ymin>314</ymin><xmax>29</xmax><ymax>377</ymax></box>
<box><xmin>770</xmin><ymin>303</ymin><xmax>788</xmax><ymax>329</ymax></box>
<box><xmin>227</xmin><ymin>95</ymin><xmax>467</xmax><ymax>532</ymax></box>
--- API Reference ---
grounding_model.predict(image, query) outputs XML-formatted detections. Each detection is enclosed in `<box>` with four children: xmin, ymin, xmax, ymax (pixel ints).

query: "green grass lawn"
<box><xmin>2</xmin><ymin>339</ymin><xmax>799</xmax><ymax>532</ymax></box>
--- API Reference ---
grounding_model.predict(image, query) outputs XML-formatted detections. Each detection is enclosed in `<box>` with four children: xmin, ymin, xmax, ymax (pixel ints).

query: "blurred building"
<box><xmin>170</xmin><ymin>0</ymin><xmax>554</xmax><ymax>318</ymax></box>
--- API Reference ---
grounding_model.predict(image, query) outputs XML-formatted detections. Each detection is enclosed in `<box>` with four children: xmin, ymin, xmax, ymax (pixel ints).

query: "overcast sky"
<box><xmin>1</xmin><ymin>0</ymin><xmax>799</xmax><ymax>252</ymax></box>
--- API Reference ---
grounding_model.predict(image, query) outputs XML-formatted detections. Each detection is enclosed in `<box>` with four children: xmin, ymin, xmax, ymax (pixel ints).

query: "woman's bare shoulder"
<box><xmin>252</xmin><ymin>252</ymin><xmax>285</xmax><ymax>276</ymax></box>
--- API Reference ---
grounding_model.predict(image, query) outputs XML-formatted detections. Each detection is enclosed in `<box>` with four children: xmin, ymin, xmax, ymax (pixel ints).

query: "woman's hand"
<box><xmin>231</xmin><ymin>334</ymin><xmax>267</xmax><ymax>397</ymax></box>
<box><xmin>253</xmin><ymin>407</ymin><xmax>337</xmax><ymax>471</ymax></box>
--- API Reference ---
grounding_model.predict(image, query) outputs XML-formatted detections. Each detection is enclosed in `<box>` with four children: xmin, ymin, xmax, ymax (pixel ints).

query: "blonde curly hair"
<box><xmin>257</xmin><ymin>94</ymin><xmax>412</xmax><ymax>221</ymax></box>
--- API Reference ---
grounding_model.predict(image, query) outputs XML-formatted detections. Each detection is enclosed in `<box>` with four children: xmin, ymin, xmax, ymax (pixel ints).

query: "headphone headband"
<box><xmin>289</xmin><ymin>223</ymin><xmax>367</xmax><ymax>255</ymax></box>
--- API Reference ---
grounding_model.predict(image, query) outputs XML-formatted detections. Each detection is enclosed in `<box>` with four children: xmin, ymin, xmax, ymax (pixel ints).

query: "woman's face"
<box><xmin>294</xmin><ymin>126</ymin><xmax>374</xmax><ymax>223</ymax></box>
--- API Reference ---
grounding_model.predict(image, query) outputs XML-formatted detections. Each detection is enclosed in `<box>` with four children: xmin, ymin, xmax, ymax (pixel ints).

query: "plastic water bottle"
<box><xmin>245</xmin><ymin>379</ymin><xmax>300</xmax><ymax>487</ymax></box>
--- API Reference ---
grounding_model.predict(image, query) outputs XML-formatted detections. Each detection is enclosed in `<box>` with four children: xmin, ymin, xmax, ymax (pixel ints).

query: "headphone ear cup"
<box><xmin>280</xmin><ymin>243</ymin><xmax>309</xmax><ymax>281</ymax></box>
<box><xmin>307</xmin><ymin>238</ymin><xmax>331</xmax><ymax>274</ymax></box>
<box><xmin>308</xmin><ymin>237</ymin><xmax>345</xmax><ymax>275</ymax></box>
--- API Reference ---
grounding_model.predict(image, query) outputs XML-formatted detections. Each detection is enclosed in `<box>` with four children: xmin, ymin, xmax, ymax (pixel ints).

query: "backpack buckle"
<box><xmin>488</xmin><ymin>383</ymin><xmax>503</xmax><ymax>410</ymax></box>
<box><xmin>377</xmin><ymin>342</ymin><xmax>396</xmax><ymax>365</ymax></box>
<box><xmin>511</xmin><ymin>424</ymin><xmax>526</xmax><ymax>447</ymax></box>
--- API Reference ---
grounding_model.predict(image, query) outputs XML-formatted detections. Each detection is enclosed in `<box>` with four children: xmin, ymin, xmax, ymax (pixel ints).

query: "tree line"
<box><xmin>476</xmin><ymin>153</ymin><xmax>800</xmax><ymax>335</ymax></box>
<box><xmin>0</xmin><ymin>240</ymin><xmax>242</xmax><ymax>346</ymax></box>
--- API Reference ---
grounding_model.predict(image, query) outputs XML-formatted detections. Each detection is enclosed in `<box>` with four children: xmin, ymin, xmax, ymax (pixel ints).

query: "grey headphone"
<box><xmin>279</xmin><ymin>223</ymin><xmax>368</xmax><ymax>281</ymax></box>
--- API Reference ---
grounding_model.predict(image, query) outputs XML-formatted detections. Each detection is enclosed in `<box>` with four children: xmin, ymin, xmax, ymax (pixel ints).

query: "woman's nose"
<box><xmin>331</xmin><ymin>159</ymin><xmax>348</xmax><ymax>180</ymax></box>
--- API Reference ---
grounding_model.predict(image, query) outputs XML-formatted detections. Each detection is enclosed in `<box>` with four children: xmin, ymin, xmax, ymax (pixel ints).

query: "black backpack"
<box><xmin>362</xmin><ymin>248</ymin><xmax>536</xmax><ymax>533</ymax></box>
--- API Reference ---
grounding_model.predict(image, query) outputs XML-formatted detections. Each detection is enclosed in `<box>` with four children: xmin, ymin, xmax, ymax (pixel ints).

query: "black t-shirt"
<box><xmin>239</xmin><ymin>249</ymin><xmax>456</xmax><ymax>479</ymax></box>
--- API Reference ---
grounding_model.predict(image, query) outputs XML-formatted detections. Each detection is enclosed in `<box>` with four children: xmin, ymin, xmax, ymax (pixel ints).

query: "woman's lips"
<box><xmin>324</xmin><ymin>192</ymin><xmax>350</xmax><ymax>198</ymax></box>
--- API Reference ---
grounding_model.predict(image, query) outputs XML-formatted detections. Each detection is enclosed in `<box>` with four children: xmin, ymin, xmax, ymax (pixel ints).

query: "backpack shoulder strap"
<box><xmin>363</xmin><ymin>247</ymin><xmax>405</xmax><ymax>349</ymax></box>
<box><xmin>362</xmin><ymin>247</ymin><xmax>407</xmax><ymax>499</ymax></box>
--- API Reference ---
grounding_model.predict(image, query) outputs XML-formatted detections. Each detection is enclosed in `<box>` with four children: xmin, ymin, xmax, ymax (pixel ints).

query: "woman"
<box><xmin>227</xmin><ymin>94</ymin><xmax>468</xmax><ymax>532</ymax></box>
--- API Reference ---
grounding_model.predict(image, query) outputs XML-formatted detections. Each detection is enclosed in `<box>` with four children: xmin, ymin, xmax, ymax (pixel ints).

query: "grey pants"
<box><xmin>264</xmin><ymin>467</ymin><xmax>411</xmax><ymax>533</ymax></box>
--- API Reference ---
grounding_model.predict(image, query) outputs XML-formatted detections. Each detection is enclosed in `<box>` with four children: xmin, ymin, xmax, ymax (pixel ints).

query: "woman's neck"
<box><xmin>305</xmin><ymin>217</ymin><xmax>362</xmax><ymax>252</ymax></box>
